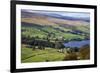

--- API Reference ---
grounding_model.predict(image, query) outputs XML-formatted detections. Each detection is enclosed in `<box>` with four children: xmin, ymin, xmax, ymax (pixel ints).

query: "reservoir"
<box><xmin>63</xmin><ymin>40</ymin><xmax>90</xmax><ymax>48</ymax></box>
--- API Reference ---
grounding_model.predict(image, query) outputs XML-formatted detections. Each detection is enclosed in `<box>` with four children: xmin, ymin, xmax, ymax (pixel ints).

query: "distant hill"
<box><xmin>21</xmin><ymin>10</ymin><xmax>90</xmax><ymax>22</ymax></box>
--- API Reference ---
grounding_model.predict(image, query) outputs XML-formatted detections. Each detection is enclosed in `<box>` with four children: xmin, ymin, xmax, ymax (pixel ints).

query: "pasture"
<box><xmin>21</xmin><ymin>45</ymin><xmax>65</xmax><ymax>63</ymax></box>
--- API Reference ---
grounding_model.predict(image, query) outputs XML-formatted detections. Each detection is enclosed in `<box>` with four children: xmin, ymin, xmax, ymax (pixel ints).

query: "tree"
<box><xmin>63</xmin><ymin>52</ymin><xmax>78</xmax><ymax>60</ymax></box>
<box><xmin>79</xmin><ymin>45</ymin><xmax>90</xmax><ymax>59</ymax></box>
<box><xmin>54</xmin><ymin>37</ymin><xmax>65</xmax><ymax>49</ymax></box>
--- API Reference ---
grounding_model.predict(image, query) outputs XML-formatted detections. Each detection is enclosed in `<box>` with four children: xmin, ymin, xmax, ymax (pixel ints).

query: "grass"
<box><xmin>22</xmin><ymin>24</ymin><xmax>85</xmax><ymax>40</ymax></box>
<box><xmin>21</xmin><ymin>46</ymin><xmax>65</xmax><ymax>63</ymax></box>
<box><xmin>21</xmin><ymin>44</ymin><xmax>90</xmax><ymax>63</ymax></box>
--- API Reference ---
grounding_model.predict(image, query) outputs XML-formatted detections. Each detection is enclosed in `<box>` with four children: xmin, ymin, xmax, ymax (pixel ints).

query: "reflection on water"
<box><xmin>63</xmin><ymin>40</ymin><xmax>90</xmax><ymax>48</ymax></box>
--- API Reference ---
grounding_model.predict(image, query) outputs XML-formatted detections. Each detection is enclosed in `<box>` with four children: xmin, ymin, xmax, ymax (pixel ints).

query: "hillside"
<box><xmin>21</xmin><ymin>10</ymin><xmax>90</xmax><ymax>41</ymax></box>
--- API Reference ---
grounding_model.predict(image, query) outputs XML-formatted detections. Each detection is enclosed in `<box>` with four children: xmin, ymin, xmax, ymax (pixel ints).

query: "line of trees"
<box><xmin>22</xmin><ymin>33</ymin><xmax>65</xmax><ymax>50</ymax></box>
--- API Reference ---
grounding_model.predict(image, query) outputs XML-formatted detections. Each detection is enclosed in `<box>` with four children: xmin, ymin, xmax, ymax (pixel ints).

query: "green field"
<box><xmin>21</xmin><ymin>45</ymin><xmax>90</xmax><ymax>63</ymax></box>
<box><xmin>21</xmin><ymin>45</ymin><xmax>65</xmax><ymax>63</ymax></box>
<box><xmin>21</xmin><ymin>23</ymin><xmax>88</xmax><ymax>41</ymax></box>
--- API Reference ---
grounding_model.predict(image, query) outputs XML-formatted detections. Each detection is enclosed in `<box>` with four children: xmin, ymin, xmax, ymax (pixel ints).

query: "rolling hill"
<box><xmin>21</xmin><ymin>10</ymin><xmax>90</xmax><ymax>41</ymax></box>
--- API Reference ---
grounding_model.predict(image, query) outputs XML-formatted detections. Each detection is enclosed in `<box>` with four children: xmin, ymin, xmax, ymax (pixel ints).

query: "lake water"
<box><xmin>63</xmin><ymin>40</ymin><xmax>90</xmax><ymax>48</ymax></box>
